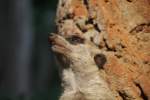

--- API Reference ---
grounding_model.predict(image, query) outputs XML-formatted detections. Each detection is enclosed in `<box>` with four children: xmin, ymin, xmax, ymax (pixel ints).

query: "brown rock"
<box><xmin>52</xmin><ymin>0</ymin><xmax>150</xmax><ymax>99</ymax></box>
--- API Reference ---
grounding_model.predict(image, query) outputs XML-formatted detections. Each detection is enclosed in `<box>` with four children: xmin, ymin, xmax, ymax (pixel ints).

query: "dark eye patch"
<box><xmin>94</xmin><ymin>54</ymin><xmax>107</xmax><ymax>69</ymax></box>
<box><xmin>67</xmin><ymin>35</ymin><xmax>85</xmax><ymax>45</ymax></box>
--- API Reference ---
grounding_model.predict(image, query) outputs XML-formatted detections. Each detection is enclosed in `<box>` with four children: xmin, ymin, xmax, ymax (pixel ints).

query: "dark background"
<box><xmin>0</xmin><ymin>0</ymin><xmax>61</xmax><ymax>100</ymax></box>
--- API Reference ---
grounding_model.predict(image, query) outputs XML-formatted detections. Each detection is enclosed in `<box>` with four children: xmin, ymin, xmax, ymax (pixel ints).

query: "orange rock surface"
<box><xmin>56</xmin><ymin>0</ymin><xmax>150</xmax><ymax>99</ymax></box>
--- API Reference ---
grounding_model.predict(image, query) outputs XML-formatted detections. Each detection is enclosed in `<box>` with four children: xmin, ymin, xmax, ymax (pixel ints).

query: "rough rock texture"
<box><xmin>50</xmin><ymin>0</ymin><xmax>150</xmax><ymax>100</ymax></box>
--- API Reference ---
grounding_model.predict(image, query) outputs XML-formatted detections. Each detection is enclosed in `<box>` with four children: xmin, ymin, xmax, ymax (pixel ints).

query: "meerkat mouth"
<box><xmin>49</xmin><ymin>35</ymin><xmax>72</xmax><ymax>52</ymax></box>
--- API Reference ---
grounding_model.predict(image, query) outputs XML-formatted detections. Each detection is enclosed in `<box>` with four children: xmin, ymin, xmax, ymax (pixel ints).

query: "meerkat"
<box><xmin>49</xmin><ymin>34</ymin><xmax>115</xmax><ymax>100</ymax></box>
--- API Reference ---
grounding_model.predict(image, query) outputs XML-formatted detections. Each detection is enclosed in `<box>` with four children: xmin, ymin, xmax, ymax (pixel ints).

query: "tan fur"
<box><xmin>50</xmin><ymin>34</ymin><xmax>115</xmax><ymax>100</ymax></box>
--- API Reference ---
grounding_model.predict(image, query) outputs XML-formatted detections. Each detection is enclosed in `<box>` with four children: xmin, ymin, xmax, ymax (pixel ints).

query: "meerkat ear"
<box><xmin>94</xmin><ymin>53</ymin><xmax>107</xmax><ymax>69</ymax></box>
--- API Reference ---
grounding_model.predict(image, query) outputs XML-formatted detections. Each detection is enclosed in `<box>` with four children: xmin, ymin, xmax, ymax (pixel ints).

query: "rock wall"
<box><xmin>54</xmin><ymin>0</ymin><xmax>150</xmax><ymax>99</ymax></box>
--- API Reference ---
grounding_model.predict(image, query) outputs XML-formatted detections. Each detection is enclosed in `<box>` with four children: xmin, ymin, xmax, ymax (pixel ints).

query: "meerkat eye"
<box><xmin>94</xmin><ymin>54</ymin><xmax>107</xmax><ymax>69</ymax></box>
<box><xmin>67</xmin><ymin>35</ymin><xmax>85</xmax><ymax>45</ymax></box>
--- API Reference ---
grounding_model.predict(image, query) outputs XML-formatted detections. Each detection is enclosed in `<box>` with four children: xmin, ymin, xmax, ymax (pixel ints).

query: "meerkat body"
<box><xmin>50</xmin><ymin>34</ymin><xmax>115</xmax><ymax>100</ymax></box>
